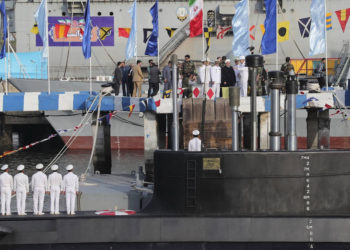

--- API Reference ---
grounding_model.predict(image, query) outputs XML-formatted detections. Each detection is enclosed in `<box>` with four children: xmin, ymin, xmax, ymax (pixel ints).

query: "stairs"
<box><xmin>159</xmin><ymin>21</ymin><xmax>189</xmax><ymax>65</ymax></box>
<box><xmin>332</xmin><ymin>40</ymin><xmax>350</xmax><ymax>87</ymax></box>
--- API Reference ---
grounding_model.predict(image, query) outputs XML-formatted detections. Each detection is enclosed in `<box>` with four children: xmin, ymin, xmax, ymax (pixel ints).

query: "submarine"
<box><xmin>1</xmin><ymin>55</ymin><xmax>350</xmax><ymax>249</ymax></box>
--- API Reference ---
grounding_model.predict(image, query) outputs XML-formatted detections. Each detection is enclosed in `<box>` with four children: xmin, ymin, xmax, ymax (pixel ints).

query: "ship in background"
<box><xmin>1</xmin><ymin>0</ymin><xmax>350</xmax><ymax>150</ymax></box>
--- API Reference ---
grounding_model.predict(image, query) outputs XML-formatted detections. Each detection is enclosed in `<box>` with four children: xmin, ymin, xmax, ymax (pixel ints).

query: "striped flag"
<box><xmin>335</xmin><ymin>8</ymin><xmax>350</xmax><ymax>33</ymax></box>
<box><xmin>189</xmin><ymin>0</ymin><xmax>203</xmax><ymax>37</ymax></box>
<box><xmin>326</xmin><ymin>12</ymin><xmax>332</xmax><ymax>31</ymax></box>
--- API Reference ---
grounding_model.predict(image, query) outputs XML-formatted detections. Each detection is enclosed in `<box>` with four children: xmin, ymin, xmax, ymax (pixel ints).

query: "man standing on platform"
<box><xmin>238</xmin><ymin>56</ymin><xmax>249</xmax><ymax>96</ymax></box>
<box><xmin>132</xmin><ymin>60</ymin><xmax>144</xmax><ymax>97</ymax></box>
<box><xmin>32</xmin><ymin>163</ymin><xmax>48</xmax><ymax>215</ymax></box>
<box><xmin>188</xmin><ymin>130</ymin><xmax>201</xmax><ymax>151</ymax></box>
<box><xmin>121</xmin><ymin>62</ymin><xmax>130</xmax><ymax>96</ymax></box>
<box><xmin>0</xmin><ymin>165</ymin><xmax>13</xmax><ymax>216</ymax></box>
<box><xmin>148</xmin><ymin>61</ymin><xmax>161</xmax><ymax>97</ymax></box>
<box><xmin>48</xmin><ymin>165</ymin><xmax>62</xmax><ymax>215</ymax></box>
<box><xmin>182</xmin><ymin>55</ymin><xmax>196</xmax><ymax>98</ymax></box>
<box><xmin>315</xmin><ymin>58</ymin><xmax>326</xmax><ymax>89</ymax></box>
<box><xmin>211</xmin><ymin>59</ymin><xmax>221</xmax><ymax>98</ymax></box>
<box><xmin>113</xmin><ymin>62</ymin><xmax>123</xmax><ymax>96</ymax></box>
<box><xmin>221</xmin><ymin>59</ymin><xmax>236</xmax><ymax>97</ymax></box>
<box><xmin>162</xmin><ymin>61</ymin><xmax>172</xmax><ymax>98</ymax></box>
<box><xmin>14</xmin><ymin>165</ymin><xmax>29</xmax><ymax>216</ymax></box>
<box><xmin>199</xmin><ymin>58</ymin><xmax>212</xmax><ymax>96</ymax></box>
<box><xmin>281</xmin><ymin>57</ymin><xmax>295</xmax><ymax>77</ymax></box>
<box><xmin>233</xmin><ymin>58</ymin><xmax>240</xmax><ymax>83</ymax></box>
<box><xmin>63</xmin><ymin>164</ymin><xmax>79</xmax><ymax>215</ymax></box>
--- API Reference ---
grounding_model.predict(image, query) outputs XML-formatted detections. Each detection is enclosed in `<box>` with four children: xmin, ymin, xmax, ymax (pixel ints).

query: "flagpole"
<box><xmin>157</xmin><ymin>0</ymin><xmax>160</xmax><ymax>67</ymax></box>
<box><xmin>46</xmin><ymin>0</ymin><xmax>50</xmax><ymax>94</ymax></box>
<box><xmin>202</xmin><ymin>0</ymin><xmax>205</xmax><ymax>59</ymax></box>
<box><xmin>7</xmin><ymin>16</ymin><xmax>9</xmax><ymax>79</ymax></box>
<box><xmin>276</xmin><ymin>0</ymin><xmax>278</xmax><ymax>71</ymax></box>
<box><xmin>135</xmin><ymin>0</ymin><xmax>138</xmax><ymax>62</ymax></box>
<box><xmin>325</xmin><ymin>0</ymin><xmax>328</xmax><ymax>91</ymax></box>
<box><xmin>5</xmin><ymin>16</ymin><xmax>9</xmax><ymax>94</ymax></box>
<box><xmin>89</xmin><ymin>57</ymin><xmax>92</xmax><ymax>94</ymax></box>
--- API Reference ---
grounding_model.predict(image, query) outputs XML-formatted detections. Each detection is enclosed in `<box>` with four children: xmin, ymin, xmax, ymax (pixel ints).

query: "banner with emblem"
<box><xmin>35</xmin><ymin>16</ymin><xmax>114</xmax><ymax>47</ymax></box>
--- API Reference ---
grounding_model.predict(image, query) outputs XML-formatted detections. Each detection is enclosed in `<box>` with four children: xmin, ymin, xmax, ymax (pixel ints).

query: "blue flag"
<box><xmin>126</xmin><ymin>0</ymin><xmax>137</xmax><ymax>61</ymax></box>
<box><xmin>82</xmin><ymin>0</ymin><xmax>91</xmax><ymax>59</ymax></box>
<box><xmin>261</xmin><ymin>0</ymin><xmax>276</xmax><ymax>55</ymax></box>
<box><xmin>232</xmin><ymin>0</ymin><xmax>249</xmax><ymax>57</ymax></box>
<box><xmin>34</xmin><ymin>0</ymin><xmax>48</xmax><ymax>58</ymax></box>
<box><xmin>0</xmin><ymin>0</ymin><xmax>7</xmax><ymax>60</ymax></box>
<box><xmin>145</xmin><ymin>0</ymin><xmax>159</xmax><ymax>57</ymax></box>
<box><xmin>309</xmin><ymin>0</ymin><xmax>325</xmax><ymax>56</ymax></box>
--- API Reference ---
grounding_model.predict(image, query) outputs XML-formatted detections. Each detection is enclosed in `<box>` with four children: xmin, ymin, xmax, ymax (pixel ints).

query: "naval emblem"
<box><xmin>177</xmin><ymin>7</ymin><xmax>188</xmax><ymax>22</ymax></box>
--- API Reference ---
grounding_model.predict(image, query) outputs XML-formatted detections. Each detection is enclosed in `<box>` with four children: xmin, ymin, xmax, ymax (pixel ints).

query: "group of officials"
<box><xmin>181</xmin><ymin>55</ymin><xmax>249</xmax><ymax>98</ymax></box>
<box><xmin>0</xmin><ymin>163</ymin><xmax>79</xmax><ymax>216</ymax></box>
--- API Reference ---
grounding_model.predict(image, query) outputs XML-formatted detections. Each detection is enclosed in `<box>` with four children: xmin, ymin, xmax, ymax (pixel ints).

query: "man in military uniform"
<box><xmin>181</xmin><ymin>55</ymin><xmax>195</xmax><ymax>98</ymax></box>
<box><xmin>280</xmin><ymin>57</ymin><xmax>295</xmax><ymax>77</ymax></box>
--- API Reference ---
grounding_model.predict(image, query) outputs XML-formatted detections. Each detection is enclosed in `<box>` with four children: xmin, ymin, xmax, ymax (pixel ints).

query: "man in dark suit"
<box><xmin>113</xmin><ymin>61</ymin><xmax>123</xmax><ymax>95</ymax></box>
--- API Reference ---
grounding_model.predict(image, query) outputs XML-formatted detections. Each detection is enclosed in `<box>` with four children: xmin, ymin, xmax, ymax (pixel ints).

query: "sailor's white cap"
<box><xmin>36</xmin><ymin>163</ymin><xmax>44</xmax><ymax>170</ymax></box>
<box><xmin>17</xmin><ymin>165</ymin><xmax>24</xmax><ymax>171</ymax></box>
<box><xmin>202</xmin><ymin>57</ymin><xmax>211</xmax><ymax>62</ymax></box>
<box><xmin>239</xmin><ymin>56</ymin><xmax>245</xmax><ymax>60</ymax></box>
<box><xmin>51</xmin><ymin>165</ymin><xmax>59</xmax><ymax>171</ymax></box>
<box><xmin>225</xmin><ymin>59</ymin><xmax>231</xmax><ymax>63</ymax></box>
<box><xmin>66</xmin><ymin>164</ymin><xmax>74</xmax><ymax>171</ymax></box>
<box><xmin>1</xmin><ymin>165</ymin><xmax>8</xmax><ymax>171</ymax></box>
<box><xmin>192</xmin><ymin>130</ymin><xmax>200</xmax><ymax>136</ymax></box>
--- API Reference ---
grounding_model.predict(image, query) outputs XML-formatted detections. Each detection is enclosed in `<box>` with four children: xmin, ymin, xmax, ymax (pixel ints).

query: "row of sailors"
<box><xmin>0</xmin><ymin>163</ymin><xmax>79</xmax><ymax>216</ymax></box>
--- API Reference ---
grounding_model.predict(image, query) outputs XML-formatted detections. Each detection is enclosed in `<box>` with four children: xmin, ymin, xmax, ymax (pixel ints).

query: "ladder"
<box><xmin>332</xmin><ymin>40</ymin><xmax>350</xmax><ymax>87</ymax></box>
<box><xmin>159</xmin><ymin>21</ymin><xmax>189</xmax><ymax>66</ymax></box>
<box><xmin>185</xmin><ymin>159</ymin><xmax>197</xmax><ymax>208</ymax></box>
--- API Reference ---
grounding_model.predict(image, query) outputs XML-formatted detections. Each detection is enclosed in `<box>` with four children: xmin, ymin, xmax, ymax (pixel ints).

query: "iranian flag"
<box><xmin>189</xmin><ymin>0</ymin><xmax>203</xmax><ymax>37</ymax></box>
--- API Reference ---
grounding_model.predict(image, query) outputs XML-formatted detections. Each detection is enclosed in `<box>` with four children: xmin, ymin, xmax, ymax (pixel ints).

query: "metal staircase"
<box><xmin>332</xmin><ymin>40</ymin><xmax>350</xmax><ymax>87</ymax></box>
<box><xmin>185</xmin><ymin>159</ymin><xmax>197</xmax><ymax>208</ymax></box>
<box><xmin>159</xmin><ymin>21</ymin><xmax>190</xmax><ymax>65</ymax></box>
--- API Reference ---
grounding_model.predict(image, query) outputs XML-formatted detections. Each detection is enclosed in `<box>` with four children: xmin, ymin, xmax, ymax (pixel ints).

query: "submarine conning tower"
<box><xmin>145</xmin><ymin>54</ymin><xmax>350</xmax><ymax>217</ymax></box>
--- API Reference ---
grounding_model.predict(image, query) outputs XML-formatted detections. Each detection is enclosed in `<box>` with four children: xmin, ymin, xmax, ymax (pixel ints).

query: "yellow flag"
<box><xmin>30</xmin><ymin>24</ymin><xmax>39</xmax><ymax>35</ymax></box>
<box><xmin>260</xmin><ymin>24</ymin><xmax>265</xmax><ymax>35</ymax></box>
<box><xmin>277</xmin><ymin>21</ymin><xmax>290</xmax><ymax>42</ymax></box>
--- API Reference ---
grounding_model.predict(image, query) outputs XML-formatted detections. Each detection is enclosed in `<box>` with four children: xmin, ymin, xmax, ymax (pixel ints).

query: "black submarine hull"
<box><xmin>2</xmin><ymin>150</ymin><xmax>350</xmax><ymax>249</ymax></box>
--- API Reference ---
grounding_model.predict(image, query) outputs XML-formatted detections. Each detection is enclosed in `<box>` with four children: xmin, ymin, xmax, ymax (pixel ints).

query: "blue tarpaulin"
<box><xmin>0</xmin><ymin>51</ymin><xmax>48</xmax><ymax>79</ymax></box>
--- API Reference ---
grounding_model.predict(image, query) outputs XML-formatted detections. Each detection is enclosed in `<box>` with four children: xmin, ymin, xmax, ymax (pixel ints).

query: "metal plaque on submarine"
<box><xmin>203</xmin><ymin>158</ymin><xmax>221</xmax><ymax>170</ymax></box>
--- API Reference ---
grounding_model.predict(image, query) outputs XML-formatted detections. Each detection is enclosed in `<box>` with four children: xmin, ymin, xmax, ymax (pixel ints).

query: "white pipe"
<box><xmin>45</xmin><ymin>0</ymin><xmax>50</xmax><ymax>94</ymax></box>
<box><xmin>276</xmin><ymin>0</ymin><xmax>278</xmax><ymax>71</ymax></box>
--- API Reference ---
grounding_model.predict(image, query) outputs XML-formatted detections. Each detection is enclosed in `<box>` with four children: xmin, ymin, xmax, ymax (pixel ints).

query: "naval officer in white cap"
<box><xmin>62</xmin><ymin>164</ymin><xmax>79</xmax><ymax>215</ymax></box>
<box><xmin>0</xmin><ymin>165</ymin><xmax>13</xmax><ymax>215</ymax></box>
<box><xmin>32</xmin><ymin>163</ymin><xmax>48</xmax><ymax>215</ymax></box>
<box><xmin>48</xmin><ymin>165</ymin><xmax>62</xmax><ymax>215</ymax></box>
<box><xmin>188</xmin><ymin>130</ymin><xmax>202</xmax><ymax>152</ymax></box>
<box><xmin>14</xmin><ymin>165</ymin><xmax>29</xmax><ymax>215</ymax></box>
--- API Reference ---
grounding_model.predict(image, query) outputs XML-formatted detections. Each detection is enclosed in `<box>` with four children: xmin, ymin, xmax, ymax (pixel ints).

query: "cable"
<box><xmin>42</xmin><ymin>94</ymin><xmax>100</xmax><ymax>173</ymax></box>
<box><xmin>84</xmin><ymin>93</ymin><xmax>106</xmax><ymax>176</ymax></box>
<box><xmin>113</xmin><ymin>113</ymin><xmax>144</xmax><ymax>127</ymax></box>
